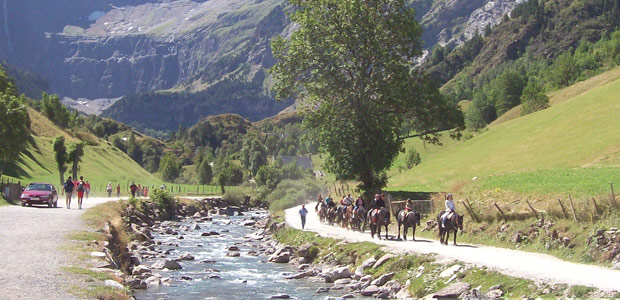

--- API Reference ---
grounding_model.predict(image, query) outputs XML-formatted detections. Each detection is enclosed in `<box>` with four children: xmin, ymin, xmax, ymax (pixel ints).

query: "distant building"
<box><xmin>277</xmin><ymin>155</ymin><xmax>314</xmax><ymax>170</ymax></box>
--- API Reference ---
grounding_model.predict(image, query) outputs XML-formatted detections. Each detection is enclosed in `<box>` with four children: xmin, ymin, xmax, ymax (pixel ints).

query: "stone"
<box><xmin>285</xmin><ymin>271</ymin><xmax>314</xmax><ymax>279</ymax></box>
<box><xmin>329</xmin><ymin>266</ymin><xmax>352</xmax><ymax>281</ymax></box>
<box><xmin>269</xmin><ymin>294</ymin><xmax>291</xmax><ymax>299</ymax></box>
<box><xmin>360</xmin><ymin>275</ymin><xmax>373</xmax><ymax>282</ymax></box>
<box><xmin>432</xmin><ymin>282</ymin><xmax>471</xmax><ymax>298</ymax></box>
<box><xmin>90</xmin><ymin>251</ymin><xmax>106</xmax><ymax>258</ymax></box>
<box><xmin>375</xmin><ymin>291</ymin><xmax>390</xmax><ymax>298</ymax></box>
<box><xmin>228</xmin><ymin>246</ymin><xmax>240</xmax><ymax>251</ymax></box>
<box><xmin>511</xmin><ymin>231</ymin><xmax>523</xmax><ymax>243</ymax></box>
<box><xmin>104</xmin><ymin>280</ymin><xmax>124</xmax><ymax>290</ymax></box>
<box><xmin>243</xmin><ymin>220</ymin><xmax>256</xmax><ymax>226</ymax></box>
<box><xmin>334</xmin><ymin>278</ymin><xmax>352</xmax><ymax>285</ymax></box>
<box><xmin>383</xmin><ymin>280</ymin><xmax>402</xmax><ymax>294</ymax></box>
<box><xmin>178</xmin><ymin>253</ymin><xmax>195</xmax><ymax>261</ymax></box>
<box><xmin>460</xmin><ymin>288</ymin><xmax>490</xmax><ymax>299</ymax></box>
<box><xmin>439</xmin><ymin>264</ymin><xmax>462</xmax><ymax>278</ymax></box>
<box><xmin>488</xmin><ymin>284</ymin><xmax>502</xmax><ymax>291</ymax></box>
<box><xmin>209</xmin><ymin>231</ymin><xmax>220</xmax><ymax>236</ymax></box>
<box><xmin>268</xmin><ymin>251</ymin><xmax>291</xmax><ymax>263</ymax></box>
<box><xmin>341</xmin><ymin>294</ymin><xmax>355</xmax><ymax>299</ymax></box>
<box><xmin>612</xmin><ymin>256</ymin><xmax>620</xmax><ymax>270</ymax></box>
<box><xmin>201</xmin><ymin>232</ymin><xmax>211</xmax><ymax>236</ymax></box>
<box><xmin>361</xmin><ymin>285</ymin><xmax>380</xmax><ymax>296</ymax></box>
<box><xmin>151</xmin><ymin>259</ymin><xmax>182</xmax><ymax>270</ymax></box>
<box><xmin>297</xmin><ymin>243</ymin><xmax>313</xmax><ymax>258</ymax></box>
<box><xmin>362</xmin><ymin>257</ymin><xmax>377</xmax><ymax>269</ymax></box>
<box><xmin>562</xmin><ymin>237</ymin><xmax>571</xmax><ymax>247</ymax></box>
<box><xmin>145</xmin><ymin>276</ymin><xmax>160</xmax><ymax>287</ymax></box>
<box><xmin>487</xmin><ymin>289</ymin><xmax>504</xmax><ymax>298</ymax></box>
<box><xmin>299</xmin><ymin>264</ymin><xmax>311</xmax><ymax>270</ymax></box>
<box><xmin>226</xmin><ymin>251</ymin><xmax>240</xmax><ymax>257</ymax></box>
<box><xmin>316</xmin><ymin>287</ymin><xmax>330</xmax><ymax>293</ymax></box>
<box><xmin>289</xmin><ymin>257</ymin><xmax>308</xmax><ymax>265</ymax></box>
<box><xmin>201</xmin><ymin>260</ymin><xmax>216</xmax><ymax>264</ymax></box>
<box><xmin>372</xmin><ymin>254</ymin><xmax>395</xmax><ymax>269</ymax></box>
<box><xmin>132</xmin><ymin>265</ymin><xmax>152</xmax><ymax>275</ymax></box>
<box><xmin>191</xmin><ymin>223</ymin><xmax>201</xmax><ymax>230</ymax></box>
<box><xmin>370</xmin><ymin>272</ymin><xmax>395</xmax><ymax>286</ymax></box>
<box><xmin>181</xmin><ymin>276</ymin><xmax>192</xmax><ymax>281</ymax></box>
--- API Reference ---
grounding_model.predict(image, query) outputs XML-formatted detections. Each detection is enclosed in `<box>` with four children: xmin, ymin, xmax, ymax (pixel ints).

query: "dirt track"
<box><xmin>285</xmin><ymin>204</ymin><xmax>620</xmax><ymax>292</ymax></box>
<box><xmin>0</xmin><ymin>196</ymin><xmax>117</xmax><ymax>300</ymax></box>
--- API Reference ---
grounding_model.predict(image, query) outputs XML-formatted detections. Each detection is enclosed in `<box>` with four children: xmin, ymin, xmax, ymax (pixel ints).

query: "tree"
<box><xmin>67</xmin><ymin>142</ymin><xmax>85</xmax><ymax>180</ymax></box>
<box><xmin>405</xmin><ymin>147</ymin><xmax>421</xmax><ymax>169</ymax></box>
<box><xmin>159</xmin><ymin>153</ymin><xmax>181</xmax><ymax>182</ymax></box>
<box><xmin>490</xmin><ymin>69</ymin><xmax>526</xmax><ymax>115</ymax></box>
<box><xmin>53</xmin><ymin>136</ymin><xmax>68</xmax><ymax>184</ymax></box>
<box><xmin>520</xmin><ymin>78</ymin><xmax>549</xmax><ymax>115</ymax></box>
<box><xmin>271</xmin><ymin>0</ymin><xmax>463</xmax><ymax>193</ymax></box>
<box><xmin>127</xmin><ymin>131</ymin><xmax>143</xmax><ymax>165</ymax></box>
<box><xmin>40</xmin><ymin>93</ymin><xmax>70</xmax><ymax>128</ymax></box>
<box><xmin>0</xmin><ymin>94</ymin><xmax>30</xmax><ymax>177</ymax></box>
<box><xmin>197</xmin><ymin>158</ymin><xmax>213</xmax><ymax>185</ymax></box>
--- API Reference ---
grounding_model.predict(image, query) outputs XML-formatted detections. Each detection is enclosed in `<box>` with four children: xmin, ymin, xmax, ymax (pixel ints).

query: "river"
<box><xmin>134</xmin><ymin>211</ymin><xmax>365</xmax><ymax>300</ymax></box>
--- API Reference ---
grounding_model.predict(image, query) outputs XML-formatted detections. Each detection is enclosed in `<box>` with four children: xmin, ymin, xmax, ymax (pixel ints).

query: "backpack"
<box><xmin>77</xmin><ymin>181</ymin><xmax>85</xmax><ymax>192</ymax></box>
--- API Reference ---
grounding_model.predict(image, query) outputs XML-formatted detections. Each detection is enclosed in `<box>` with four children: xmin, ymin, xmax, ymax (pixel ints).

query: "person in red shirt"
<box><xmin>143</xmin><ymin>186</ymin><xmax>148</xmax><ymax>198</ymax></box>
<box><xmin>85</xmin><ymin>181</ymin><xmax>91</xmax><ymax>199</ymax></box>
<box><xmin>76</xmin><ymin>176</ymin><xmax>86</xmax><ymax>209</ymax></box>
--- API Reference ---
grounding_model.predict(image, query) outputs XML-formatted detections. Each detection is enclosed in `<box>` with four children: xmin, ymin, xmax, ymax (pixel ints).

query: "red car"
<box><xmin>20</xmin><ymin>183</ymin><xmax>58</xmax><ymax>208</ymax></box>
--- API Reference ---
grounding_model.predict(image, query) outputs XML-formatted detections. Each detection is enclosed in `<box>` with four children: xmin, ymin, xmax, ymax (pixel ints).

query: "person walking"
<box><xmin>116</xmin><ymin>183</ymin><xmax>121</xmax><ymax>198</ymax></box>
<box><xmin>129</xmin><ymin>181</ymin><xmax>138</xmax><ymax>198</ymax></box>
<box><xmin>76</xmin><ymin>176</ymin><xmax>86</xmax><ymax>209</ymax></box>
<box><xmin>106</xmin><ymin>182</ymin><xmax>113</xmax><ymax>198</ymax></box>
<box><xmin>299</xmin><ymin>204</ymin><xmax>308</xmax><ymax>229</ymax></box>
<box><xmin>85</xmin><ymin>181</ymin><xmax>91</xmax><ymax>199</ymax></box>
<box><xmin>143</xmin><ymin>186</ymin><xmax>148</xmax><ymax>198</ymax></box>
<box><xmin>63</xmin><ymin>177</ymin><xmax>74</xmax><ymax>209</ymax></box>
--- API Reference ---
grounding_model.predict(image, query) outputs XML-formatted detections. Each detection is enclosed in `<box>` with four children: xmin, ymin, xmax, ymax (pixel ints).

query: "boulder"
<box><xmin>460</xmin><ymin>288</ymin><xmax>491</xmax><ymax>299</ymax></box>
<box><xmin>370</xmin><ymin>272</ymin><xmax>395</xmax><ymax>286</ymax></box>
<box><xmin>361</xmin><ymin>285</ymin><xmax>380</xmax><ymax>296</ymax></box>
<box><xmin>201</xmin><ymin>232</ymin><xmax>211</xmax><ymax>236</ymax></box>
<box><xmin>316</xmin><ymin>287</ymin><xmax>330</xmax><ymax>293</ymax></box>
<box><xmin>145</xmin><ymin>276</ymin><xmax>160</xmax><ymax>287</ymax></box>
<box><xmin>243</xmin><ymin>220</ymin><xmax>256</xmax><ymax>226</ymax></box>
<box><xmin>151</xmin><ymin>259</ymin><xmax>182</xmax><ymax>270</ymax></box>
<box><xmin>228</xmin><ymin>246</ymin><xmax>240</xmax><ymax>251</ymax></box>
<box><xmin>439</xmin><ymin>265</ymin><xmax>462</xmax><ymax>278</ymax></box>
<box><xmin>432</xmin><ymin>282</ymin><xmax>471</xmax><ymax>298</ymax></box>
<box><xmin>285</xmin><ymin>270</ymin><xmax>314</xmax><ymax>279</ymax></box>
<box><xmin>383</xmin><ymin>280</ymin><xmax>402</xmax><ymax>294</ymax></box>
<box><xmin>226</xmin><ymin>251</ymin><xmax>241</xmax><ymax>257</ymax></box>
<box><xmin>132</xmin><ymin>265</ymin><xmax>152</xmax><ymax>275</ymax></box>
<box><xmin>362</xmin><ymin>257</ymin><xmax>377</xmax><ymax>269</ymax></box>
<box><xmin>127</xmin><ymin>278</ymin><xmax>147</xmax><ymax>289</ymax></box>
<box><xmin>330</xmin><ymin>266</ymin><xmax>352</xmax><ymax>281</ymax></box>
<box><xmin>375</xmin><ymin>291</ymin><xmax>390</xmax><ymax>298</ymax></box>
<box><xmin>268</xmin><ymin>246</ymin><xmax>294</xmax><ymax>263</ymax></box>
<box><xmin>104</xmin><ymin>280</ymin><xmax>124</xmax><ymax>290</ymax></box>
<box><xmin>373</xmin><ymin>254</ymin><xmax>395</xmax><ymax>269</ymax></box>
<box><xmin>487</xmin><ymin>289</ymin><xmax>504</xmax><ymax>299</ymax></box>
<box><xmin>178</xmin><ymin>253</ymin><xmax>195</xmax><ymax>261</ymax></box>
<box><xmin>333</xmin><ymin>278</ymin><xmax>352</xmax><ymax>285</ymax></box>
<box><xmin>269</xmin><ymin>294</ymin><xmax>291</xmax><ymax>299</ymax></box>
<box><xmin>511</xmin><ymin>231</ymin><xmax>523</xmax><ymax>243</ymax></box>
<box><xmin>191</xmin><ymin>223</ymin><xmax>201</xmax><ymax>230</ymax></box>
<box><xmin>289</xmin><ymin>257</ymin><xmax>308</xmax><ymax>265</ymax></box>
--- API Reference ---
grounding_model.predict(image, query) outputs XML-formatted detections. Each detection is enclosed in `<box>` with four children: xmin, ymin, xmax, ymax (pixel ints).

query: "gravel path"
<box><xmin>285</xmin><ymin>204</ymin><xmax>620</xmax><ymax>292</ymax></box>
<box><xmin>0</xmin><ymin>197</ymin><xmax>117</xmax><ymax>300</ymax></box>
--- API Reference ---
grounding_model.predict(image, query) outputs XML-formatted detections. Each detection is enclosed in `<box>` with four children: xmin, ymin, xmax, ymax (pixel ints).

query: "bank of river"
<box><xmin>134</xmin><ymin>211</ymin><xmax>369</xmax><ymax>300</ymax></box>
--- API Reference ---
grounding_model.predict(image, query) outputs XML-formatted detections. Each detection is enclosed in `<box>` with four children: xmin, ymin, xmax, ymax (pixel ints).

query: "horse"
<box><xmin>341</xmin><ymin>205</ymin><xmax>353</xmax><ymax>229</ymax></box>
<box><xmin>327</xmin><ymin>206</ymin><xmax>338</xmax><ymax>225</ymax></box>
<box><xmin>318</xmin><ymin>204</ymin><xmax>328</xmax><ymax>223</ymax></box>
<box><xmin>397</xmin><ymin>209</ymin><xmax>421</xmax><ymax>241</ymax></box>
<box><xmin>368</xmin><ymin>208</ymin><xmax>390</xmax><ymax>239</ymax></box>
<box><xmin>437</xmin><ymin>211</ymin><xmax>464</xmax><ymax>245</ymax></box>
<box><xmin>352</xmin><ymin>206</ymin><xmax>367</xmax><ymax>232</ymax></box>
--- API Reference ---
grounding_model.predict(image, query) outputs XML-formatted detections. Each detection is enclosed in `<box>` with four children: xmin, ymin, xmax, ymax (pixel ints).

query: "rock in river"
<box><xmin>151</xmin><ymin>259</ymin><xmax>182</xmax><ymax>270</ymax></box>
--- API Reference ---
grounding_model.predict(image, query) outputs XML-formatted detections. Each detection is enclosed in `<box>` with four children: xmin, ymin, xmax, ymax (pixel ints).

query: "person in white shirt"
<box><xmin>441</xmin><ymin>193</ymin><xmax>456</xmax><ymax>228</ymax></box>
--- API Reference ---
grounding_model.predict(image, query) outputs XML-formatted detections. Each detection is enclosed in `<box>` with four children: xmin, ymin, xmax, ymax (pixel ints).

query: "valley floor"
<box><xmin>284</xmin><ymin>204</ymin><xmax>620</xmax><ymax>292</ymax></box>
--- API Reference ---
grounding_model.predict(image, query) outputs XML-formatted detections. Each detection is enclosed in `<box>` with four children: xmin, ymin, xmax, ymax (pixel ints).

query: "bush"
<box><xmin>150</xmin><ymin>189</ymin><xmax>175</xmax><ymax>214</ymax></box>
<box><xmin>222</xmin><ymin>190</ymin><xmax>245</xmax><ymax>207</ymax></box>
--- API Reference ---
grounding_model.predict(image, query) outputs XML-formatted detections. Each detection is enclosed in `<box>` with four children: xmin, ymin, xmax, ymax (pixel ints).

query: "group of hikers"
<box><xmin>61</xmin><ymin>176</ymin><xmax>90</xmax><ymax>209</ymax></box>
<box><xmin>306</xmin><ymin>191</ymin><xmax>461</xmax><ymax>243</ymax></box>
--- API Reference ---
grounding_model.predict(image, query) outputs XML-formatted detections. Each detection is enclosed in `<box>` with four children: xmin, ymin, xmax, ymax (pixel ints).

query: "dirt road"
<box><xmin>0</xmin><ymin>196</ymin><xmax>119</xmax><ymax>300</ymax></box>
<box><xmin>285</xmin><ymin>204</ymin><xmax>620</xmax><ymax>292</ymax></box>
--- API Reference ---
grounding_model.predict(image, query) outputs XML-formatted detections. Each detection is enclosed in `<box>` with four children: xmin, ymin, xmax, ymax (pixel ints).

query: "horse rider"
<box><xmin>353</xmin><ymin>195</ymin><xmax>364</xmax><ymax>215</ymax></box>
<box><xmin>404</xmin><ymin>198</ymin><xmax>414</xmax><ymax>212</ymax></box>
<box><xmin>315</xmin><ymin>194</ymin><xmax>324</xmax><ymax>210</ymax></box>
<box><xmin>371</xmin><ymin>193</ymin><xmax>387</xmax><ymax>222</ymax></box>
<box><xmin>440</xmin><ymin>193</ymin><xmax>456</xmax><ymax>228</ymax></box>
<box><xmin>325</xmin><ymin>194</ymin><xmax>336</xmax><ymax>208</ymax></box>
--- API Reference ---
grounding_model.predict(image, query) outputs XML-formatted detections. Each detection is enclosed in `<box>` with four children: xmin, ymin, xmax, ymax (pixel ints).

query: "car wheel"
<box><xmin>48</xmin><ymin>200</ymin><xmax>53</xmax><ymax>208</ymax></box>
<box><xmin>27</xmin><ymin>202</ymin><xmax>31</xmax><ymax>207</ymax></box>
<box><xmin>21</xmin><ymin>201</ymin><xmax>25</xmax><ymax>207</ymax></box>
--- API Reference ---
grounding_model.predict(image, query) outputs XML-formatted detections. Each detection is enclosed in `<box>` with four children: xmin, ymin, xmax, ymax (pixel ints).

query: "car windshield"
<box><xmin>26</xmin><ymin>184</ymin><xmax>52</xmax><ymax>191</ymax></box>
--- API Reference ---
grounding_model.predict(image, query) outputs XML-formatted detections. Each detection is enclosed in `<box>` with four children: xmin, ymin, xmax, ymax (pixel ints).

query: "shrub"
<box><xmin>150</xmin><ymin>189</ymin><xmax>175</xmax><ymax>214</ymax></box>
<box><xmin>222</xmin><ymin>190</ymin><xmax>245</xmax><ymax>207</ymax></box>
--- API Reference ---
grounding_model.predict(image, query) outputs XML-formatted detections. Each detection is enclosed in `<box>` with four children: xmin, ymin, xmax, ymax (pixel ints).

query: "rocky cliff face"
<box><xmin>0</xmin><ymin>0</ymin><xmax>524</xmax><ymax>132</ymax></box>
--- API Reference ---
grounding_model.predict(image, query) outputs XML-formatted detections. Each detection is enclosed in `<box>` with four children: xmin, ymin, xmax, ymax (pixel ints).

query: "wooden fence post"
<box><xmin>568</xmin><ymin>194</ymin><xmax>578</xmax><ymax>223</ymax></box>
<box><xmin>525</xmin><ymin>199</ymin><xmax>539</xmax><ymax>219</ymax></box>
<box><xmin>557</xmin><ymin>198</ymin><xmax>568</xmax><ymax>218</ymax></box>
<box><xmin>493</xmin><ymin>202</ymin><xmax>507</xmax><ymax>223</ymax></box>
<box><xmin>465</xmin><ymin>198</ymin><xmax>479</xmax><ymax>222</ymax></box>
<box><xmin>591</xmin><ymin>197</ymin><xmax>599</xmax><ymax>216</ymax></box>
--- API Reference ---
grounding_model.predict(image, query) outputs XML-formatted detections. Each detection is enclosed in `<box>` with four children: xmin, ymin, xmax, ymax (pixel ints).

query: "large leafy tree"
<box><xmin>0</xmin><ymin>94</ymin><xmax>30</xmax><ymax>177</ymax></box>
<box><xmin>271</xmin><ymin>0</ymin><xmax>463</xmax><ymax>193</ymax></box>
<box><xmin>67</xmin><ymin>142</ymin><xmax>85</xmax><ymax>180</ymax></box>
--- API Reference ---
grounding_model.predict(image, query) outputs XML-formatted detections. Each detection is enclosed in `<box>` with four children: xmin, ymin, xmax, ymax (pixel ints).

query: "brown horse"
<box><xmin>341</xmin><ymin>205</ymin><xmax>353</xmax><ymax>229</ymax></box>
<box><xmin>327</xmin><ymin>206</ymin><xmax>338</xmax><ymax>225</ymax></box>
<box><xmin>368</xmin><ymin>208</ymin><xmax>390</xmax><ymax>239</ymax></box>
<box><xmin>437</xmin><ymin>211</ymin><xmax>464</xmax><ymax>245</ymax></box>
<box><xmin>397</xmin><ymin>209</ymin><xmax>421</xmax><ymax>241</ymax></box>
<box><xmin>352</xmin><ymin>206</ymin><xmax>367</xmax><ymax>232</ymax></box>
<box><xmin>318</xmin><ymin>204</ymin><xmax>328</xmax><ymax>223</ymax></box>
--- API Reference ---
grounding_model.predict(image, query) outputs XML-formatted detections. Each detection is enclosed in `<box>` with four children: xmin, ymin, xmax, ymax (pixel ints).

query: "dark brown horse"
<box><xmin>318</xmin><ymin>204</ymin><xmax>328</xmax><ymax>223</ymax></box>
<box><xmin>352</xmin><ymin>206</ymin><xmax>367</xmax><ymax>232</ymax></box>
<box><xmin>397</xmin><ymin>209</ymin><xmax>421</xmax><ymax>241</ymax></box>
<box><xmin>368</xmin><ymin>208</ymin><xmax>390</xmax><ymax>239</ymax></box>
<box><xmin>437</xmin><ymin>211</ymin><xmax>464</xmax><ymax>245</ymax></box>
<box><xmin>327</xmin><ymin>206</ymin><xmax>338</xmax><ymax>225</ymax></box>
<box><xmin>341</xmin><ymin>205</ymin><xmax>353</xmax><ymax>229</ymax></box>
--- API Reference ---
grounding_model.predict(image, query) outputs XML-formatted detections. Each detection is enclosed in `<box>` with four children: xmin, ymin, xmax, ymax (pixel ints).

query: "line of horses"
<box><xmin>316</xmin><ymin>203</ymin><xmax>464</xmax><ymax>245</ymax></box>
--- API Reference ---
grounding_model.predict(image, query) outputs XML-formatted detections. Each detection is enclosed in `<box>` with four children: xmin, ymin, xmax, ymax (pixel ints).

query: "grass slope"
<box><xmin>2</xmin><ymin>108</ymin><xmax>161</xmax><ymax>193</ymax></box>
<box><xmin>387</xmin><ymin>67</ymin><xmax>620</xmax><ymax>196</ymax></box>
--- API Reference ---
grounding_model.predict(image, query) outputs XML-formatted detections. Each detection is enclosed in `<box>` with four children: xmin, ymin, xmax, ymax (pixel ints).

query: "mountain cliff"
<box><xmin>0</xmin><ymin>0</ymin><xmax>524</xmax><ymax>132</ymax></box>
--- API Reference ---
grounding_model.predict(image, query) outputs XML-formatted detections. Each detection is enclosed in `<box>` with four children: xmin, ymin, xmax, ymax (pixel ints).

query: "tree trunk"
<box><xmin>72</xmin><ymin>159</ymin><xmax>78</xmax><ymax>180</ymax></box>
<box><xmin>59</xmin><ymin>171</ymin><xmax>65</xmax><ymax>186</ymax></box>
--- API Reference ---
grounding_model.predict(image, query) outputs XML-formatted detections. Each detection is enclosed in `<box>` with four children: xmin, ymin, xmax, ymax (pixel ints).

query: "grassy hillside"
<box><xmin>387</xmin><ymin>67</ymin><xmax>620</xmax><ymax>197</ymax></box>
<box><xmin>2</xmin><ymin>108</ymin><xmax>161</xmax><ymax>194</ymax></box>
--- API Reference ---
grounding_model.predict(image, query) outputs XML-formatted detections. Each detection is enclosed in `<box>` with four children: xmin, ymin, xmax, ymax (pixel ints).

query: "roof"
<box><xmin>278</xmin><ymin>156</ymin><xmax>314</xmax><ymax>170</ymax></box>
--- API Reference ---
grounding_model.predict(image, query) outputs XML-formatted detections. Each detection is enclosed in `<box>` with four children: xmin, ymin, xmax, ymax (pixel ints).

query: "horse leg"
<box><xmin>384</xmin><ymin>224</ymin><xmax>389</xmax><ymax>240</ymax></box>
<box><xmin>397</xmin><ymin>222</ymin><xmax>402</xmax><ymax>240</ymax></box>
<box><xmin>412</xmin><ymin>224</ymin><xmax>416</xmax><ymax>241</ymax></box>
<box><xmin>403</xmin><ymin>224</ymin><xmax>407</xmax><ymax>241</ymax></box>
<box><xmin>453</xmin><ymin>229</ymin><xmax>458</xmax><ymax>246</ymax></box>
